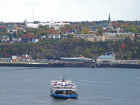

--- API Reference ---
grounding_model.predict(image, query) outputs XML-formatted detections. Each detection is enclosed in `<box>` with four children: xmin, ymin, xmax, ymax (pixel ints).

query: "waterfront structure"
<box><xmin>12</xmin><ymin>54</ymin><xmax>32</xmax><ymax>62</ymax></box>
<box><xmin>60</xmin><ymin>55</ymin><xmax>94</xmax><ymax>62</ymax></box>
<box><xmin>97</xmin><ymin>53</ymin><xmax>115</xmax><ymax>63</ymax></box>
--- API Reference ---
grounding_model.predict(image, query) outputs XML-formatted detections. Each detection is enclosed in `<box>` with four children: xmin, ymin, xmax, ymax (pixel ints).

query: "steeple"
<box><xmin>108</xmin><ymin>13</ymin><xmax>111</xmax><ymax>23</ymax></box>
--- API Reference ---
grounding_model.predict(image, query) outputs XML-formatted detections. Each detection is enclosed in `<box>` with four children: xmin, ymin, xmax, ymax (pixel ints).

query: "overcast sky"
<box><xmin>0</xmin><ymin>0</ymin><xmax>139</xmax><ymax>22</ymax></box>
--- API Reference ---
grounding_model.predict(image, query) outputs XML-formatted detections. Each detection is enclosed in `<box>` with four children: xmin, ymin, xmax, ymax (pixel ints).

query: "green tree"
<box><xmin>81</xmin><ymin>28</ymin><xmax>89</xmax><ymax>34</ymax></box>
<box><xmin>67</xmin><ymin>34</ymin><xmax>73</xmax><ymax>38</ymax></box>
<box><xmin>126</xmin><ymin>50</ymin><xmax>132</xmax><ymax>60</ymax></box>
<box><xmin>45</xmin><ymin>53</ymin><xmax>54</xmax><ymax>59</ymax></box>
<box><xmin>39</xmin><ymin>25</ymin><xmax>49</xmax><ymax>30</ymax></box>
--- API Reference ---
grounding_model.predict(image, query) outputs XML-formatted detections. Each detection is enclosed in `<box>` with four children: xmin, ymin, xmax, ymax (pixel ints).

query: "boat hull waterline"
<box><xmin>50</xmin><ymin>90</ymin><xmax>78</xmax><ymax>98</ymax></box>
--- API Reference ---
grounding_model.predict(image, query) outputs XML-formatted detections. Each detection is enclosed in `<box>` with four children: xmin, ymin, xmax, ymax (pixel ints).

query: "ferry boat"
<box><xmin>50</xmin><ymin>76</ymin><xmax>78</xmax><ymax>98</ymax></box>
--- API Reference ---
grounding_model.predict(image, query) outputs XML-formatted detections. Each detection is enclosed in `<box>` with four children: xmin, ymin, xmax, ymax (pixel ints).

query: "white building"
<box><xmin>12</xmin><ymin>37</ymin><xmax>21</xmax><ymax>43</ymax></box>
<box><xmin>1</xmin><ymin>35</ymin><xmax>10</xmax><ymax>43</ymax></box>
<box><xmin>32</xmin><ymin>39</ymin><xmax>39</xmax><ymax>43</ymax></box>
<box><xmin>24</xmin><ymin>19</ymin><xmax>70</xmax><ymax>30</ymax></box>
<box><xmin>27</xmin><ymin>23</ymin><xmax>39</xmax><ymax>28</ymax></box>
<box><xmin>48</xmin><ymin>34</ymin><xmax>60</xmax><ymax>39</ymax></box>
<box><xmin>39</xmin><ymin>35</ymin><xmax>46</xmax><ymax>40</ymax></box>
<box><xmin>96</xmin><ymin>53</ymin><xmax>115</xmax><ymax>63</ymax></box>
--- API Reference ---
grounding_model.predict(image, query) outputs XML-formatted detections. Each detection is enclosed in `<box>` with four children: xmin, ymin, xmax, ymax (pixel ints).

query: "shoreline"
<box><xmin>0</xmin><ymin>62</ymin><xmax>140</xmax><ymax>68</ymax></box>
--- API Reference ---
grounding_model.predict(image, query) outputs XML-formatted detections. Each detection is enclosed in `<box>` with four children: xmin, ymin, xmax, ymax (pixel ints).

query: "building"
<box><xmin>6</xmin><ymin>25</ymin><xmax>17</xmax><ymax>33</ymax></box>
<box><xmin>87</xmin><ymin>14</ymin><xmax>113</xmax><ymax>30</ymax></box>
<box><xmin>106</xmin><ymin>14</ymin><xmax>114</xmax><ymax>30</ymax></box>
<box><xmin>96</xmin><ymin>53</ymin><xmax>115</xmax><ymax>63</ymax></box>
<box><xmin>95</xmin><ymin>36</ymin><xmax>106</xmax><ymax>41</ymax></box>
<box><xmin>32</xmin><ymin>39</ymin><xmax>39</xmax><ymax>43</ymax></box>
<box><xmin>103</xmin><ymin>27</ymin><xmax>134</xmax><ymax>41</ymax></box>
<box><xmin>22</xmin><ymin>38</ymin><xmax>30</xmax><ymax>43</ymax></box>
<box><xmin>23</xmin><ymin>19</ymin><xmax>70</xmax><ymax>30</ymax></box>
<box><xmin>74</xmin><ymin>34</ymin><xmax>95</xmax><ymax>41</ymax></box>
<box><xmin>12</xmin><ymin>37</ymin><xmax>21</xmax><ymax>43</ymax></box>
<box><xmin>22</xmin><ymin>54</ymin><xmax>32</xmax><ymax>61</ymax></box>
<box><xmin>48</xmin><ymin>34</ymin><xmax>60</xmax><ymax>39</ymax></box>
<box><xmin>16</xmin><ymin>25</ymin><xmax>24</xmax><ymax>31</ymax></box>
<box><xmin>12</xmin><ymin>54</ymin><xmax>32</xmax><ymax>62</ymax></box>
<box><xmin>27</xmin><ymin>23</ymin><xmax>39</xmax><ymax>28</ymax></box>
<box><xmin>23</xmin><ymin>19</ymin><xmax>39</xmax><ymax>29</ymax></box>
<box><xmin>0</xmin><ymin>58</ymin><xmax>11</xmax><ymax>62</ymax></box>
<box><xmin>39</xmin><ymin>35</ymin><xmax>46</xmax><ymax>40</ymax></box>
<box><xmin>1</xmin><ymin>35</ymin><xmax>10</xmax><ymax>43</ymax></box>
<box><xmin>60</xmin><ymin>55</ymin><xmax>94</xmax><ymax>62</ymax></box>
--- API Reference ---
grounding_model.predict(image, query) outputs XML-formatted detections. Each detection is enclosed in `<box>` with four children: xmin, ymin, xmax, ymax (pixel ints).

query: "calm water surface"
<box><xmin>0</xmin><ymin>67</ymin><xmax>140</xmax><ymax>105</ymax></box>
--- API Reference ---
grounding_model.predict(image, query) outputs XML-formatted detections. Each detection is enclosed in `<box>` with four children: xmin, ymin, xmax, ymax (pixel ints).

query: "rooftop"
<box><xmin>98</xmin><ymin>55</ymin><xmax>114</xmax><ymax>59</ymax></box>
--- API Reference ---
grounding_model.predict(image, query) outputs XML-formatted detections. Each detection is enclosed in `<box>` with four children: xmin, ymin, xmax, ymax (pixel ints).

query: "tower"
<box><xmin>33</xmin><ymin>10</ymin><xmax>34</xmax><ymax>23</ymax></box>
<box><xmin>108</xmin><ymin>13</ymin><xmax>111</xmax><ymax>23</ymax></box>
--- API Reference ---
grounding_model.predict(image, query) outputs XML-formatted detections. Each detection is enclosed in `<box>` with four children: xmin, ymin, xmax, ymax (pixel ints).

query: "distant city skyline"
<box><xmin>0</xmin><ymin>0</ymin><xmax>139</xmax><ymax>22</ymax></box>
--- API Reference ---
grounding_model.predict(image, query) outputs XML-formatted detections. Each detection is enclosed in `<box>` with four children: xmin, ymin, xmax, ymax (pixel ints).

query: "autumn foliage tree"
<box><xmin>121</xmin><ymin>43</ymin><xmax>125</xmax><ymax>49</ymax></box>
<box><xmin>48</xmin><ymin>29</ymin><xmax>53</xmax><ymax>34</ymax></box>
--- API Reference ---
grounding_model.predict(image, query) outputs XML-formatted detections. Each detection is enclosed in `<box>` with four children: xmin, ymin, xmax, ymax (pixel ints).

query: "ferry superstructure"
<box><xmin>50</xmin><ymin>77</ymin><xmax>78</xmax><ymax>98</ymax></box>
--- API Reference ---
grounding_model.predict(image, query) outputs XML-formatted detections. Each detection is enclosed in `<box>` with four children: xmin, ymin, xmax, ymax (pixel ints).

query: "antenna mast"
<box><xmin>33</xmin><ymin>10</ymin><xmax>34</xmax><ymax>23</ymax></box>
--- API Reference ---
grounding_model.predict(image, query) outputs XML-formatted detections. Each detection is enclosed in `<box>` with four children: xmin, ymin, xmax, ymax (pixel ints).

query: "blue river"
<box><xmin>0</xmin><ymin>67</ymin><xmax>140</xmax><ymax>105</ymax></box>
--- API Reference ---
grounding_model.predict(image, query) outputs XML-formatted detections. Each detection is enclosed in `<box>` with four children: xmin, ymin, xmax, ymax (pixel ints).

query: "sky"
<box><xmin>0</xmin><ymin>0</ymin><xmax>139</xmax><ymax>22</ymax></box>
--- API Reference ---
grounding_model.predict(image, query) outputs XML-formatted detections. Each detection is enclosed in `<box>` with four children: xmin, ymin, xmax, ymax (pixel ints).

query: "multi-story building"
<box><xmin>103</xmin><ymin>27</ymin><xmax>134</xmax><ymax>41</ymax></box>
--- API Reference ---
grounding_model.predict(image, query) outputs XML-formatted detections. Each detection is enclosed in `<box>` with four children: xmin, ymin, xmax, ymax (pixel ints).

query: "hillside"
<box><xmin>0</xmin><ymin>37</ymin><xmax>140</xmax><ymax>60</ymax></box>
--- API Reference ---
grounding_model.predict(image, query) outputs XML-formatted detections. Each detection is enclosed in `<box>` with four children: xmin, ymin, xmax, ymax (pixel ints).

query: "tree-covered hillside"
<box><xmin>0</xmin><ymin>37</ymin><xmax>140</xmax><ymax>60</ymax></box>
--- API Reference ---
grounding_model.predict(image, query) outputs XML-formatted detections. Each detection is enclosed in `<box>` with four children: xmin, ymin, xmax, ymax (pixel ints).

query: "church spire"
<box><xmin>108</xmin><ymin>13</ymin><xmax>111</xmax><ymax>23</ymax></box>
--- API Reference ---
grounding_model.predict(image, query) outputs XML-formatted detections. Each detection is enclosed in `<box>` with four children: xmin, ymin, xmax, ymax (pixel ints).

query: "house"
<box><xmin>1</xmin><ymin>35</ymin><xmax>10</xmax><ymax>43</ymax></box>
<box><xmin>12</xmin><ymin>37</ymin><xmax>21</xmax><ymax>43</ymax></box>
<box><xmin>48</xmin><ymin>34</ymin><xmax>60</xmax><ymax>39</ymax></box>
<box><xmin>12</xmin><ymin>54</ymin><xmax>32</xmax><ymax>62</ymax></box>
<box><xmin>68</xmin><ymin>31</ymin><xmax>75</xmax><ymax>35</ymax></box>
<box><xmin>12</xmin><ymin>55</ymin><xmax>22</xmax><ymax>62</ymax></box>
<box><xmin>22</xmin><ymin>38</ymin><xmax>30</xmax><ymax>43</ymax></box>
<box><xmin>22</xmin><ymin>54</ymin><xmax>32</xmax><ymax>61</ymax></box>
<box><xmin>39</xmin><ymin>35</ymin><xmax>46</xmax><ymax>40</ymax></box>
<box><xmin>32</xmin><ymin>39</ymin><xmax>39</xmax><ymax>43</ymax></box>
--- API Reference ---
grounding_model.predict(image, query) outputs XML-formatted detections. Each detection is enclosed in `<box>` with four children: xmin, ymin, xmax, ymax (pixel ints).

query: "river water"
<box><xmin>0</xmin><ymin>67</ymin><xmax>140</xmax><ymax>105</ymax></box>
